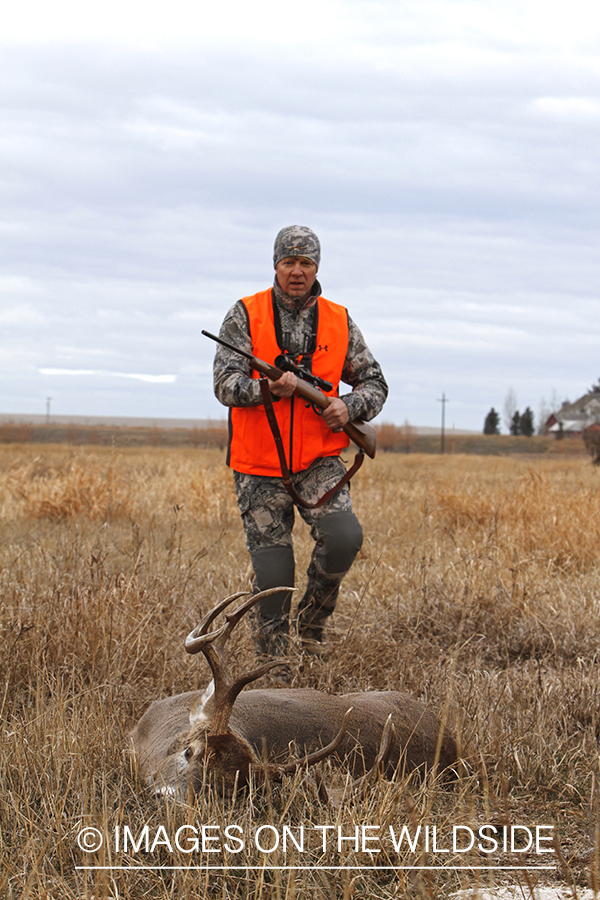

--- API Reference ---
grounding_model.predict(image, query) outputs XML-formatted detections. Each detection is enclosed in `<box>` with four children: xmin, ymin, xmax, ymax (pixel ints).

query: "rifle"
<box><xmin>202</xmin><ymin>330</ymin><xmax>376</xmax><ymax>459</ymax></box>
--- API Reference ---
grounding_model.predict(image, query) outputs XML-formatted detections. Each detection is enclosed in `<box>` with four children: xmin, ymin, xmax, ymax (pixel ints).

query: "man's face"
<box><xmin>275</xmin><ymin>256</ymin><xmax>318</xmax><ymax>301</ymax></box>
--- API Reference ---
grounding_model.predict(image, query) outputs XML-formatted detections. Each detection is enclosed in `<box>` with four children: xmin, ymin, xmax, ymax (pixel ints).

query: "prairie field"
<box><xmin>1</xmin><ymin>443</ymin><xmax>600</xmax><ymax>899</ymax></box>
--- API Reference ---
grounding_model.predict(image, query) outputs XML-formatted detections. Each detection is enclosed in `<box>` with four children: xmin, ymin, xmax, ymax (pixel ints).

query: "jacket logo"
<box><xmin>318</xmin><ymin>344</ymin><xmax>329</xmax><ymax>352</ymax></box>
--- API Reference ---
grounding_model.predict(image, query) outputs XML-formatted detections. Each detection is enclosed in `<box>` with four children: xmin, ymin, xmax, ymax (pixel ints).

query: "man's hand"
<box><xmin>267</xmin><ymin>376</ymin><xmax>349</xmax><ymax>431</ymax></box>
<box><xmin>268</xmin><ymin>371</ymin><xmax>297</xmax><ymax>398</ymax></box>
<box><xmin>322</xmin><ymin>397</ymin><xmax>349</xmax><ymax>430</ymax></box>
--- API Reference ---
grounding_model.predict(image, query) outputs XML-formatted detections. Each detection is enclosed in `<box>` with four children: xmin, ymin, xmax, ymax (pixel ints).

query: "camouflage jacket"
<box><xmin>212</xmin><ymin>282</ymin><xmax>388</xmax><ymax>423</ymax></box>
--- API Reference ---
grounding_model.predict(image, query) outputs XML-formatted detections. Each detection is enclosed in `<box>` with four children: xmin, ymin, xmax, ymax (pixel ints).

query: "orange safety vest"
<box><xmin>228</xmin><ymin>289</ymin><xmax>350</xmax><ymax>476</ymax></box>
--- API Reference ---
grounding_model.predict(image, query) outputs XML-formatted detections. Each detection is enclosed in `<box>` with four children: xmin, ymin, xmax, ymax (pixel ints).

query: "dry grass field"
<box><xmin>2</xmin><ymin>443</ymin><xmax>600</xmax><ymax>899</ymax></box>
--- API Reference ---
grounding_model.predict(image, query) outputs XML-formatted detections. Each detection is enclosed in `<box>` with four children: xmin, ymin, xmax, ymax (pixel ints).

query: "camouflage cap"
<box><xmin>273</xmin><ymin>225</ymin><xmax>321</xmax><ymax>269</ymax></box>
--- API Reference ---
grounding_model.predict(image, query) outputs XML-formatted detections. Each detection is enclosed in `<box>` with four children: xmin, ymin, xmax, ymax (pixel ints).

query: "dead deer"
<box><xmin>130</xmin><ymin>589</ymin><xmax>458</xmax><ymax>798</ymax></box>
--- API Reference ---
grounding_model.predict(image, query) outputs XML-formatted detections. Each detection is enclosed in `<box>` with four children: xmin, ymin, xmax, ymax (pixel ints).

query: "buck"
<box><xmin>130</xmin><ymin>589</ymin><xmax>458</xmax><ymax>797</ymax></box>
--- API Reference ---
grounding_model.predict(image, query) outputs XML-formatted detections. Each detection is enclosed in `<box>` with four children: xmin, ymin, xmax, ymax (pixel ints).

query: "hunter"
<box><xmin>212</xmin><ymin>225</ymin><xmax>388</xmax><ymax>663</ymax></box>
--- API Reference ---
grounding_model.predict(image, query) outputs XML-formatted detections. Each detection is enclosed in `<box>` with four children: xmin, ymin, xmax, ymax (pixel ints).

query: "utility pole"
<box><xmin>437</xmin><ymin>393</ymin><xmax>449</xmax><ymax>453</ymax></box>
<box><xmin>46</xmin><ymin>397</ymin><xmax>51</xmax><ymax>424</ymax></box>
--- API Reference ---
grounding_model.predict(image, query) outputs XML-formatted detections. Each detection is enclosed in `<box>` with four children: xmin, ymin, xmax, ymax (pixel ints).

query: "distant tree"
<box><xmin>398</xmin><ymin>419</ymin><xmax>416</xmax><ymax>453</ymax></box>
<box><xmin>375</xmin><ymin>421</ymin><xmax>416</xmax><ymax>453</ymax></box>
<box><xmin>375</xmin><ymin>423</ymin><xmax>399</xmax><ymax>452</ymax></box>
<box><xmin>520</xmin><ymin>407</ymin><xmax>535</xmax><ymax>436</ymax></box>
<box><xmin>503</xmin><ymin>388</ymin><xmax>518</xmax><ymax>432</ymax></box>
<box><xmin>537</xmin><ymin>398</ymin><xmax>550</xmax><ymax>434</ymax></box>
<box><xmin>510</xmin><ymin>411</ymin><xmax>521</xmax><ymax>435</ymax></box>
<box><xmin>538</xmin><ymin>389</ymin><xmax>562</xmax><ymax>434</ymax></box>
<box><xmin>483</xmin><ymin>408</ymin><xmax>500</xmax><ymax>435</ymax></box>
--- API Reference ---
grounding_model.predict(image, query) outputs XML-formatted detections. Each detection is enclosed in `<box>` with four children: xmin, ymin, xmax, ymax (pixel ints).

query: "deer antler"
<box><xmin>351</xmin><ymin>713</ymin><xmax>397</xmax><ymax>794</ymax></box>
<box><xmin>184</xmin><ymin>587</ymin><xmax>295</xmax><ymax>734</ymax></box>
<box><xmin>316</xmin><ymin>714</ymin><xmax>397</xmax><ymax>807</ymax></box>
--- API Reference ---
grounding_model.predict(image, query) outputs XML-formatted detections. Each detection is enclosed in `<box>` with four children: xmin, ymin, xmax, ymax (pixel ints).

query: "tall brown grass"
<box><xmin>1</xmin><ymin>444</ymin><xmax>600</xmax><ymax>898</ymax></box>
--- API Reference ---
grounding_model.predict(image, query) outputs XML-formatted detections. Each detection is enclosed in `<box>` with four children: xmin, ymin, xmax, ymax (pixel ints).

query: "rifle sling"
<box><xmin>259</xmin><ymin>376</ymin><xmax>364</xmax><ymax>509</ymax></box>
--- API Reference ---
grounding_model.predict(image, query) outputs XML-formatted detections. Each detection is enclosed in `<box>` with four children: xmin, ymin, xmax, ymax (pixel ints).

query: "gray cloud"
<box><xmin>2</xmin><ymin>1</ymin><xmax>600</xmax><ymax>430</ymax></box>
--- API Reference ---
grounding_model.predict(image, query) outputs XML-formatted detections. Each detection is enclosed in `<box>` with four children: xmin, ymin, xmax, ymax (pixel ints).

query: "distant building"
<box><xmin>545</xmin><ymin>385</ymin><xmax>600</xmax><ymax>438</ymax></box>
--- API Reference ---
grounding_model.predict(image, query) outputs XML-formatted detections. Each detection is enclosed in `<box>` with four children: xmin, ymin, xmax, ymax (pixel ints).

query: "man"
<box><xmin>212</xmin><ymin>225</ymin><xmax>388</xmax><ymax>660</ymax></box>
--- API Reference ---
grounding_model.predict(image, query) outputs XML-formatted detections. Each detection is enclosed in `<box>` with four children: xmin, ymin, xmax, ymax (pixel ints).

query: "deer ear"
<box><xmin>189</xmin><ymin>680</ymin><xmax>215</xmax><ymax>726</ymax></box>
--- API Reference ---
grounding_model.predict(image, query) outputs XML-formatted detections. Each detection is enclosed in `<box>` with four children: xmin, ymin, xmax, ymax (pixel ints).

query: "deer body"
<box><xmin>130</xmin><ymin>590</ymin><xmax>458</xmax><ymax>796</ymax></box>
<box><xmin>131</xmin><ymin>685</ymin><xmax>457</xmax><ymax>796</ymax></box>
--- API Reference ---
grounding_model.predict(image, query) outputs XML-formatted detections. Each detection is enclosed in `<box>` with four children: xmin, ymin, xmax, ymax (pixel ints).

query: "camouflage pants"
<box><xmin>233</xmin><ymin>456</ymin><xmax>363</xmax><ymax>643</ymax></box>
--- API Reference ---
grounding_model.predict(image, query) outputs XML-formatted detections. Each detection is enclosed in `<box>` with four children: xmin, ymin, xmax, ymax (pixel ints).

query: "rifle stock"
<box><xmin>202</xmin><ymin>330</ymin><xmax>376</xmax><ymax>459</ymax></box>
<box><xmin>342</xmin><ymin>420</ymin><xmax>376</xmax><ymax>459</ymax></box>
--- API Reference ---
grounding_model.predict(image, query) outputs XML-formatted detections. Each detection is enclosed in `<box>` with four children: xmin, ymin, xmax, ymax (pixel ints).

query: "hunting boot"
<box><xmin>251</xmin><ymin>612</ymin><xmax>292</xmax><ymax>685</ymax></box>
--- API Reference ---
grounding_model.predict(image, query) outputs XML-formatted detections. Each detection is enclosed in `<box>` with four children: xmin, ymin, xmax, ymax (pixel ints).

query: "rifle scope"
<box><xmin>274</xmin><ymin>355</ymin><xmax>333</xmax><ymax>393</ymax></box>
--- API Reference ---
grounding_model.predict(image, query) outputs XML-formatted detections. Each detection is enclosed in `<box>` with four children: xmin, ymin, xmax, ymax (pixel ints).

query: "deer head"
<box><xmin>171</xmin><ymin>588</ymin><xmax>351</xmax><ymax>795</ymax></box>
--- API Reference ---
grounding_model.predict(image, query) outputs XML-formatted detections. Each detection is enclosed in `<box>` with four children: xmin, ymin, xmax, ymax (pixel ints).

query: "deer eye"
<box><xmin>184</xmin><ymin>746</ymin><xmax>194</xmax><ymax>762</ymax></box>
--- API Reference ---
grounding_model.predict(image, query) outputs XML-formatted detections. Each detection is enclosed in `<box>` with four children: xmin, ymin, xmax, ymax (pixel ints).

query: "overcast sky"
<box><xmin>2</xmin><ymin>0</ymin><xmax>599</xmax><ymax>431</ymax></box>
